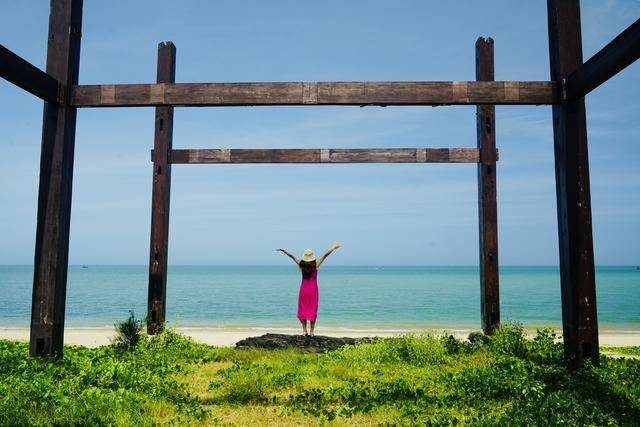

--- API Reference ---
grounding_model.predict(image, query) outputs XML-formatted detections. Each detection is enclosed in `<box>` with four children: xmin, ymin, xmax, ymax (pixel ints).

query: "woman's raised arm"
<box><xmin>316</xmin><ymin>243</ymin><xmax>341</xmax><ymax>268</ymax></box>
<box><xmin>276</xmin><ymin>248</ymin><xmax>300</xmax><ymax>265</ymax></box>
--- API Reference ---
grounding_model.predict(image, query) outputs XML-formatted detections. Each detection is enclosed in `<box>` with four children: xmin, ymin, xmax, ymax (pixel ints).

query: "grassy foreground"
<box><xmin>1</xmin><ymin>325</ymin><xmax>639</xmax><ymax>426</ymax></box>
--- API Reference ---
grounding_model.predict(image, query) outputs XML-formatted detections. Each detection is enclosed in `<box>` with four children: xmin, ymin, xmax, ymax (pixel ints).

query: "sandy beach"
<box><xmin>2</xmin><ymin>326</ymin><xmax>639</xmax><ymax>348</ymax></box>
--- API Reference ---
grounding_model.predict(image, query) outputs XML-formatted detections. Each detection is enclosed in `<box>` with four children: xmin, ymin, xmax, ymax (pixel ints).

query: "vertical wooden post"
<box><xmin>547</xmin><ymin>0</ymin><xmax>599</xmax><ymax>366</ymax></box>
<box><xmin>476</xmin><ymin>37</ymin><xmax>500</xmax><ymax>335</ymax></box>
<box><xmin>29</xmin><ymin>0</ymin><xmax>83</xmax><ymax>357</ymax></box>
<box><xmin>147</xmin><ymin>42</ymin><xmax>176</xmax><ymax>334</ymax></box>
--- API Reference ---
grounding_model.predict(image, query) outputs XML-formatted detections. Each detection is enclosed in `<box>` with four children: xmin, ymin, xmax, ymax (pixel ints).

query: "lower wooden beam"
<box><xmin>159</xmin><ymin>148</ymin><xmax>491</xmax><ymax>164</ymax></box>
<box><xmin>71</xmin><ymin>81</ymin><xmax>559</xmax><ymax>107</ymax></box>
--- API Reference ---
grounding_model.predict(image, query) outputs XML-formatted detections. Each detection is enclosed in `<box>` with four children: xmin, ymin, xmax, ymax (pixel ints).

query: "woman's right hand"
<box><xmin>331</xmin><ymin>243</ymin><xmax>342</xmax><ymax>250</ymax></box>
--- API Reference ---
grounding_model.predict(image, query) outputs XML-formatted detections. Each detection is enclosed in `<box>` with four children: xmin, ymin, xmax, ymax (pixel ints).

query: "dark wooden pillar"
<box><xmin>30</xmin><ymin>0</ymin><xmax>83</xmax><ymax>357</ymax></box>
<box><xmin>147</xmin><ymin>42</ymin><xmax>176</xmax><ymax>334</ymax></box>
<box><xmin>476</xmin><ymin>37</ymin><xmax>500</xmax><ymax>335</ymax></box>
<box><xmin>547</xmin><ymin>0</ymin><xmax>599</xmax><ymax>366</ymax></box>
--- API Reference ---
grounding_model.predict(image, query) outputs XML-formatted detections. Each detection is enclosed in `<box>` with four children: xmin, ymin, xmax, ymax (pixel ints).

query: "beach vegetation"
<box><xmin>602</xmin><ymin>345</ymin><xmax>640</xmax><ymax>357</ymax></box>
<box><xmin>111</xmin><ymin>310</ymin><xmax>145</xmax><ymax>350</ymax></box>
<box><xmin>0</xmin><ymin>323</ymin><xmax>639</xmax><ymax>425</ymax></box>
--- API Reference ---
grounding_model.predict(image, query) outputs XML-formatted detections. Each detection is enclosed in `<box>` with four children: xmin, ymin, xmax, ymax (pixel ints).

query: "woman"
<box><xmin>276</xmin><ymin>244</ymin><xmax>341</xmax><ymax>336</ymax></box>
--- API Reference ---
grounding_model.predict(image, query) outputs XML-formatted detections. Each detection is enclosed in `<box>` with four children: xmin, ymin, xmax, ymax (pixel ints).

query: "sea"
<box><xmin>1</xmin><ymin>266</ymin><xmax>638</xmax><ymax>331</ymax></box>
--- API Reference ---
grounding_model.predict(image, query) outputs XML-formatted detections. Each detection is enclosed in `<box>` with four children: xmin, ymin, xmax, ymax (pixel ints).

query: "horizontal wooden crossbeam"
<box><xmin>152</xmin><ymin>148</ymin><xmax>494</xmax><ymax>164</ymax></box>
<box><xmin>71</xmin><ymin>81</ymin><xmax>559</xmax><ymax>107</ymax></box>
<box><xmin>0</xmin><ymin>44</ymin><xmax>61</xmax><ymax>103</ymax></box>
<box><xmin>566</xmin><ymin>18</ymin><xmax>640</xmax><ymax>101</ymax></box>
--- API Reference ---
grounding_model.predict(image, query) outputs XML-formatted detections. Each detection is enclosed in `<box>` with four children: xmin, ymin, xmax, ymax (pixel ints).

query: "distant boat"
<box><xmin>82</xmin><ymin>265</ymin><xmax>89</xmax><ymax>269</ymax></box>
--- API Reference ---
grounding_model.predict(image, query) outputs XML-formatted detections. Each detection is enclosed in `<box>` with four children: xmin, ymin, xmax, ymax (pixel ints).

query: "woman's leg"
<box><xmin>299</xmin><ymin>319</ymin><xmax>308</xmax><ymax>335</ymax></box>
<box><xmin>310</xmin><ymin>320</ymin><xmax>316</xmax><ymax>336</ymax></box>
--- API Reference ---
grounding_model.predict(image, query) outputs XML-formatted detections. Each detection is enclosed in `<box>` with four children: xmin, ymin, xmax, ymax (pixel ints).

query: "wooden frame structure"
<box><xmin>2</xmin><ymin>0</ymin><xmax>639</xmax><ymax>366</ymax></box>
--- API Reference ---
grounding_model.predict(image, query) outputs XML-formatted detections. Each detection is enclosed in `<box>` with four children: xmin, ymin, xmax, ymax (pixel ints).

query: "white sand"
<box><xmin>1</xmin><ymin>326</ymin><xmax>639</xmax><ymax>348</ymax></box>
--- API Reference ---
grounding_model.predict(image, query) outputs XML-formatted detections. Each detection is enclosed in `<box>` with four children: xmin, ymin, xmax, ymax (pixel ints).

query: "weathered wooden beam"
<box><xmin>147</xmin><ymin>42</ymin><xmax>176</xmax><ymax>335</ymax></box>
<box><xmin>566</xmin><ymin>18</ymin><xmax>640</xmax><ymax>101</ymax></box>
<box><xmin>70</xmin><ymin>81</ymin><xmax>559</xmax><ymax>107</ymax></box>
<box><xmin>476</xmin><ymin>37</ymin><xmax>500</xmax><ymax>335</ymax></box>
<box><xmin>30</xmin><ymin>0</ymin><xmax>83</xmax><ymax>358</ymax></box>
<box><xmin>160</xmin><ymin>148</ymin><xmax>491</xmax><ymax>164</ymax></box>
<box><xmin>548</xmin><ymin>0</ymin><xmax>599</xmax><ymax>367</ymax></box>
<box><xmin>0</xmin><ymin>44</ymin><xmax>62</xmax><ymax>103</ymax></box>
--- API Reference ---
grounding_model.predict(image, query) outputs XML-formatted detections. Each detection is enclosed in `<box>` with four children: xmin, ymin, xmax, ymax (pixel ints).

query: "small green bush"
<box><xmin>111</xmin><ymin>311</ymin><xmax>144</xmax><ymax>350</ymax></box>
<box><xmin>487</xmin><ymin>322</ymin><xmax>528</xmax><ymax>357</ymax></box>
<box><xmin>441</xmin><ymin>334</ymin><xmax>475</xmax><ymax>354</ymax></box>
<box><xmin>467</xmin><ymin>331</ymin><xmax>488</xmax><ymax>345</ymax></box>
<box><xmin>331</xmin><ymin>334</ymin><xmax>448</xmax><ymax>366</ymax></box>
<box><xmin>529</xmin><ymin>328</ymin><xmax>563</xmax><ymax>363</ymax></box>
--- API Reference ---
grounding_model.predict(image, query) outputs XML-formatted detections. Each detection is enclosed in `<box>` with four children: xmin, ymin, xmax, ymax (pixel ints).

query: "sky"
<box><xmin>0</xmin><ymin>1</ymin><xmax>638</xmax><ymax>266</ymax></box>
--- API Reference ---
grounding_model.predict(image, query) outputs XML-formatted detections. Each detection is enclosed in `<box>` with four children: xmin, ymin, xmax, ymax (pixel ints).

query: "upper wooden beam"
<box><xmin>159</xmin><ymin>148</ymin><xmax>491</xmax><ymax>164</ymax></box>
<box><xmin>0</xmin><ymin>44</ymin><xmax>61</xmax><ymax>103</ymax></box>
<box><xmin>566</xmin><ymin>18</ymin><xmax>640</xmax><ymax>101</ymax></box>
<box><xmin>70</xmin><ymin>81</ymin><xmax>559</xmax><ymax>107</ymax></box>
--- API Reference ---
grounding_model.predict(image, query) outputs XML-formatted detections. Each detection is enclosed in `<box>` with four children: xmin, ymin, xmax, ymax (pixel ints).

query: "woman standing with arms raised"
<box><xmin>276</xmin><ymin>244</ymin><xmax>341</xmax><ymax>336</ymax></box>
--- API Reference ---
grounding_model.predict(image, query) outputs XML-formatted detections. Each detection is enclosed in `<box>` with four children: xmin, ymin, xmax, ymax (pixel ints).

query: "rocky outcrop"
<box><xmin>235</xmin><ymin>333</ymin><xmax>360</xmax><ymax>353</ymax></box>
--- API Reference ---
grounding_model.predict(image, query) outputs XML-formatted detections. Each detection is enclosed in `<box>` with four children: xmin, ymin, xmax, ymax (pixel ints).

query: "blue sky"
<box><xmin>0</xmin><ymin>1</ymin><xmax>638</xmax><ymax>266</ymax></box>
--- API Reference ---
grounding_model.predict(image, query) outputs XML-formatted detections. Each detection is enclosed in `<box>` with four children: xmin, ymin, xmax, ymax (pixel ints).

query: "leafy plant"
<box><xmin>467</xmin><ymin>331</ymin><xmax>488</xmax><ymax>345</ymax></box>
<box><xmin>111</xmin><ymin>311</ymin><xmax>145</xmax><ymax>350</ymax></box>
<box><xmin>487</xmin><ymin>321</ymin><xmax>528</xmax><ymax>357</ymax></box>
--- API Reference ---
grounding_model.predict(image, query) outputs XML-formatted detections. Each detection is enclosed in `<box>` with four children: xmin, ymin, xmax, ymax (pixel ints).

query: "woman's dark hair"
<box><xmin>299</xmin><ymin>260</ymin><xmax>316</xmax><ymax>279</ymax></box>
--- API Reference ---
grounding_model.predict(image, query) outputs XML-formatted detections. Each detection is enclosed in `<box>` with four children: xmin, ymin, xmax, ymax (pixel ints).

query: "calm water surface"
<box><xmin>1</xmin><ymin>266</ymin><xmax>638</xmax><ymax>330</ymax></box>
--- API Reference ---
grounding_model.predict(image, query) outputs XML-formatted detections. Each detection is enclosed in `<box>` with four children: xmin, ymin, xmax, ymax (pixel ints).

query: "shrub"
<box><xmin>331</xmin><ymin>334</ymin><xmax>447</xmax><ymax>366</ymax></box>
<box><xmin>529</xmin><ymin>328</ymin><xmax>563</xmax><ymax>363</ymax></box>
<box><xmin>441</xmin><ymin>334</ymin><xmax>476</xmax><ymax>354</ymax></box>
<box><xmin>487</xmin><ymin>322</ymin><xmax>527</xmax><ymax>357</ymax></box>
<box><xmin>467</xmin><ymin>331</ymin><xmax>488</xmax><ymax>345</ymax></box>
<box><xmin>111</xmin><ymin>311</ymin><xmax>145</xmax><ymax>350</ymax></box>
<box><xmin>209</xmin><ymin>361</ymin><xmax>273</xmax><ymax>404</ymax></box>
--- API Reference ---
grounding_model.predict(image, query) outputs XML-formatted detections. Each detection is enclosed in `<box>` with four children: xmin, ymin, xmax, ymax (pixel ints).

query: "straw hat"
<box><xmin>301</xmin><ymin>249</ymin><xmax>316</xmax><ymax>262</ymax></box>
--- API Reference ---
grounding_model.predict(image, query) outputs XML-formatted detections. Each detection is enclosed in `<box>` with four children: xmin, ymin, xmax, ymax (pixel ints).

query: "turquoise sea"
<box><xmin>1</xmin><ymin>266</ymin><xmax>638</xmax><ymax>330</ymax></box>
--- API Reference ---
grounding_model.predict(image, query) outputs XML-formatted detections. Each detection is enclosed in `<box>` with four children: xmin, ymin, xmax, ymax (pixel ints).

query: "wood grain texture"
<box><xmin>70</xmin><ymin>81</ymin><xmax>560</xmax><ymax>107</ymax></box>
<box><xmin>0</xmin><ymin>44</ymin><xmax>61</xmax><ymax>103</ymax></box>
<box><xmin>548</xmin><ymin>0</ymin><xmax>599</xmax><ymax>367</ymax></box>
<box><xmin>476</xmin><ymin>37</ymin><xmax>500</xmax><ymax>336</ymax></box>
<box><xmin>147</xmin><ymin>42</ymin><xmax>175</xmax><ymax>335</ymax></box>
<box><xmin>566</xmin><ymin>18</ymin><xmax>640</xmax><ymax>100</ymax></box>
<box><xmin>161</xmin><ymin>148</ymin><xmax>489</xmax><ymax>164</ymax></box>
<box><xmin>30</xmin><ymin>0</ymin><xmax>83</xmax><ymax>358</ymax></box>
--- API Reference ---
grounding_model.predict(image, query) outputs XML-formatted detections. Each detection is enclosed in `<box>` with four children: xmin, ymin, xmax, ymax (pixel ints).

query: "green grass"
<box><xmin>1</xmin><ymin>324</ymin><xmax>639</xmax><ymax>426</ymax></box>
<box><xmin>602</xmin><ymin>346</ymin><xmax>640</xmax><ymax>357</ymax></box>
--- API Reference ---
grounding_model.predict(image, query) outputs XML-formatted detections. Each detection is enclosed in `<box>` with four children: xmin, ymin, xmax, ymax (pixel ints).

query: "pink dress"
<box><xmin>297</xmin><ymin>269</ymin><xmax>319</xmax><ymax>321</ymax></box>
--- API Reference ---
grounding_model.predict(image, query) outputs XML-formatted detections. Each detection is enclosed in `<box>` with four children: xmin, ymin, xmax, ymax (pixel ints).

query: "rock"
<box><xmin>235</xmin><ymin>333</ymin><xmax>359</xmax><ymax>353</ymax></box>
